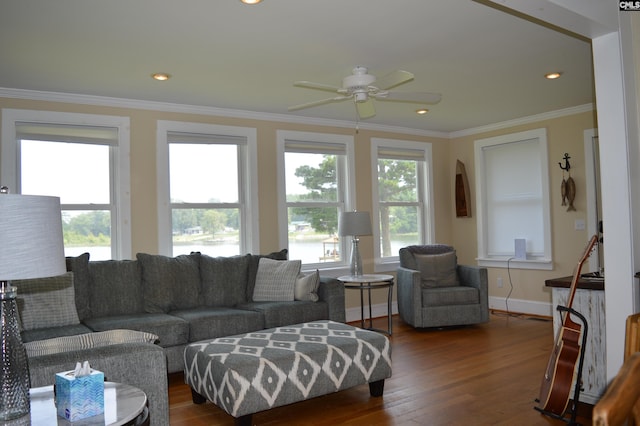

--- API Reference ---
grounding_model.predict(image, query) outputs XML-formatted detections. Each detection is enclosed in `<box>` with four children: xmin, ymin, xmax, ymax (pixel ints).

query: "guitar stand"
<box><xmin>535</xmin><ymin>305</ymin><xmax>589</xmax><ymax>426</ymax></box>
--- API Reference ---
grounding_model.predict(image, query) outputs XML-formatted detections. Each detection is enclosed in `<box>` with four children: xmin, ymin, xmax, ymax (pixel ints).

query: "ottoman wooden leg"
<box><xmin>191</xmin><ymin>388</ymin><xmax>207</xmax><ymax>404</ymax></box>
<box><xmin>235</xmin><ymin>414</ymin><xmax>252</xmax><ymax>426</ymax></box>
<box><xmin>369</xmin><ymin>379</ymin><xmax>385</xmax><ymax>397</ymax></box>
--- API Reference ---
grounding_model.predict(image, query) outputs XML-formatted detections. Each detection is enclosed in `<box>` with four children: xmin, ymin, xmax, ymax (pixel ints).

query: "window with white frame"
<box><xmin>474</xmin><ymin>128</ymin><xmax>552</xmax><ymax>269</ymax></box>
<box><xmin>371</xmin><ymin>138</ymin><xmax>434</xmax><ymax>268</ymax></box>
<box><xmin>156</xmin><ymin>121</ymin><xmax>258</xmax><ymax>257</ymax></box>
<box><xmin>1</xmin><ymin>109</ymin><xmax>131</xmax><ymax>260</ymax></box>
<box><xmin>277</xmin><ymin>130</ymin><xmax>355</xmax><ymax>268</ymax></box>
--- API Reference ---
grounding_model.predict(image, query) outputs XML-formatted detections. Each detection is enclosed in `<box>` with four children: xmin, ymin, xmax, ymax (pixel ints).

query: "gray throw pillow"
<box><xmin>295</xmin><ymin>270</ymin><xmax>320</xmax><ymax>302</ymax></box>
<box><xmin>14</xmin><ymin>272</ymin><xmax>80</xmax><ymax>331</ymax></box>
<box><xmin>252</xmin><ymin>258</ymin><xmax>301</xmax><ymax>301</ymax></box>
<box><xmin>137</xmin><ymin>253</ymin><xmax>201</xmax><ymax>313</ymax></box>
<box><xmin>24</xmin><ymin>329</ymin><xmax>158</xmax><ymax>357</ymax></box>
<box><xmin>414</xmin><ymin>251</ymin><xmax>460</xmax><ymax>288</ymax></box>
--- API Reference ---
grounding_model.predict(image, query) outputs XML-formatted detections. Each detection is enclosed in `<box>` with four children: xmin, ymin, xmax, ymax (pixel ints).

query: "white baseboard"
<box><xmin>489</xmin><ymin>296</ymin><xmax>552</xmax><ymax>317</ymax></box>
<box><xmin>346</xmin><ymin>302</ymin><xmax>398</xmax><ymax>323</ymax></box>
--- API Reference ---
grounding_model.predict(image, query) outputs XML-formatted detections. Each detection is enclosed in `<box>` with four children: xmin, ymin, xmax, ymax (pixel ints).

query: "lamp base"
<box><xmin>0</xmin><ymin>284</ymin><xmax>31</xmax><ymax>421</ymax></box>
<box><xmin>350</xmin><ymin>237</ymin><xmax>363</xmax><ymax>276</ymax></box>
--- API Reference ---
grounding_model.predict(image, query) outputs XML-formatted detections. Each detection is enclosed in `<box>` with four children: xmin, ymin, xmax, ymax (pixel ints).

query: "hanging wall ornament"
<box><xmin>455</xmin><ymin>160</ymin><xmax>471</xmax><ymax>218</ymax></box>
<box><xmin>558</xmin><ymin>153</ymin><xmax>576</xmax><ymax>211</ymax></box>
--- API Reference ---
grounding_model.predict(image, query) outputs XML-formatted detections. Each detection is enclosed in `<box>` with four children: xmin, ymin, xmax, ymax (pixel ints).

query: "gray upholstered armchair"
<box><xmin>397</xmin><ymin>244</ymin><xmax>489</xmax><ymax>328</ymax></box>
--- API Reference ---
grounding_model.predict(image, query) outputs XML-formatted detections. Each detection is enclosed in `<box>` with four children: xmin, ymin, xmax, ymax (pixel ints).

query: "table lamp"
<box><xmin>0</xmin><ymin>187</ymin><xmax>66</xmax><ymax>420</ymax></box>
<box><xmin>338</xmin><ymin>211</ymin><xmax>372</xmax><ymax>276</ymax></box>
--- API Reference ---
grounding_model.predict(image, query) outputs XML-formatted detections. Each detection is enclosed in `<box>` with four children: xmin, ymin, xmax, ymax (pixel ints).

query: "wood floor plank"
<box><xmin>168</xmin><ymin>314</ymin><xmax>593</xmax><ymax>425</ymax></box>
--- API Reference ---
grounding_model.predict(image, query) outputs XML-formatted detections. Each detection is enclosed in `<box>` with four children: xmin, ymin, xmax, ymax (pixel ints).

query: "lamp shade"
<box><xmin>0</xmin><ymin>194</ymin><xmax>66</xmax><ymax>281</ymax></box>
<box><xmin>338</xmin><ymin>211</ymin><xmax>372</xmax><ymax>237</ymax></box>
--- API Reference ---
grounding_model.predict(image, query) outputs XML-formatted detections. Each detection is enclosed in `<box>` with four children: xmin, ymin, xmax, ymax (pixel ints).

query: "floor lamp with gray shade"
<box><xmin>0</xmin><ymin>187</ymin><xmax>66</xmax><ymax>420</ymax></box>
<box><xmin>338</xmin><ymin>211</ymin><xmax>372</xmax><ymax>277</ymax></box>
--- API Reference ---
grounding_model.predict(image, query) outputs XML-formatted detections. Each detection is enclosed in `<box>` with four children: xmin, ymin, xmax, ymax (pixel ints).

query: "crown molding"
<box><xmin>0</xmin><ymin>87</ymin><xmax>593</xmax><ymax>140</ymax></box>
<box><xmin>450</xmin><ymin>103</ymin><xmax>595</xmax><ymax>138</ymax></box>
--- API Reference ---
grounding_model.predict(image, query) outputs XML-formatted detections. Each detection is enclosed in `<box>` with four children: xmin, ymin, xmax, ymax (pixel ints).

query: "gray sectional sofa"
<box><xmin>18</xmin><ymin>249</ymin><xmax>345</xmax><ymax>426</ymax></box>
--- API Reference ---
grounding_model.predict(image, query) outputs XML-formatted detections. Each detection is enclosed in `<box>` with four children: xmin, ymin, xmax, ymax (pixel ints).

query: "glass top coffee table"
<box><xmin>25</xmin><ymin>381</ymin><xmax>148</xmax><ymax>426</ymax></box>
<box><xmin>338</xmin><ymin>274</ymin><xmax>394</xmax><ymax>335</ymax></box>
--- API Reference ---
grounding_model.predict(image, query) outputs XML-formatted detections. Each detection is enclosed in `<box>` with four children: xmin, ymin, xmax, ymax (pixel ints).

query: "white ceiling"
<box><xmin>0</xmin><ymin>0</ymin><xmax>595</xmax><ymax>134</ymax></box>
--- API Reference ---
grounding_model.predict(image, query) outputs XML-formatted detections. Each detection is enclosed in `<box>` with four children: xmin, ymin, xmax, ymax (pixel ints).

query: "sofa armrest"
<box><xmin>457</xmin><ymin>264</ymin><xmax>489</xmax><ymax>322</ymax></box>
<box><xmin>317</xmin><ymin>276</ymin><xmax>346</xmax><ymax>323</ymax></box>
<box><xmin>397</xmin><ymin>266</ymin><xmax>422</xmax><ymax>327</ymax></box>
<box><xmin>28</xmin><ymin>342</ymin><xmax>169</xmax><ymax>426</ymax></box>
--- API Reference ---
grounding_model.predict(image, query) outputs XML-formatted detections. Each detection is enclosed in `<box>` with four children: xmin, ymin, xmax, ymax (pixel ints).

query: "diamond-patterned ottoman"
<box><xmin>184</xmin><ymin>320</ymin><xmax>392</xmax><ymax>425</ymax></box>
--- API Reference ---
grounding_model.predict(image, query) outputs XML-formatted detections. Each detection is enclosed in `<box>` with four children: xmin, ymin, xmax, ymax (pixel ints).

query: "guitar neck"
<box><xmin>564</xmin><ymin>235</ymin><xmax>598</xmax><ymax>314</ymax></box>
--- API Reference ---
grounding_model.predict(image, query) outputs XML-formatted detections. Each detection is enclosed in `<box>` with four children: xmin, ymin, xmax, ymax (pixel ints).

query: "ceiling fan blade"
<box><xmin>375</xmin><ymin>91</ymin><xmax>442</xmax><ymax>104</ymax></box>
<box><xmin>288</xmin><ymin>96</ymin><xmax>351</xmax><ymax>111</ymax></box>
<box><xmin>375</xmin><ymin>70</ymin><xmax>414</xmax><ymax>90</ymax></box>
<box><xmin>356</xmin><ymin>99</ymin><xmax>376</xmax><ymax>119</ymax></box>
<box><xmin>293</xmin><ymin>81</ymin><xmax>342</xmax><ymax>93</ymax></box>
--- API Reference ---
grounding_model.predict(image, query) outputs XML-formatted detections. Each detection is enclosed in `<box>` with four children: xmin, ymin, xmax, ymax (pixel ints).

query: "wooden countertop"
<box><xmin>545</xmin><ymin>275</ymin><xmax>604</xmax><ymax>291</ymax></box>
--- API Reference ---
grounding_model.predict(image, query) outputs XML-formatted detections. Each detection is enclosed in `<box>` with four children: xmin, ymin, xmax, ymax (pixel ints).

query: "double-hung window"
<box><xmin>474</xmin><ymin>128</ymin><xmax>552</xmax><ymax>269</ymax></box>
<box><xmin>371</xmin><ymin>138</ymin><xmax>434</xmax><ymax>269</ymax></box>
<box><xmin>277</xmin><ymin>130</ymin><xmax>355</xmax><ymax>269</ymax></box>
<box><xmin>157</xmin><ymin>121</ymin><xmax>258</xmax><ymax>257</ymax></box>
<box><xmin>1</xmin><ymin>109</ymin><xmax>131</xmax><ymax>260</ymax></box>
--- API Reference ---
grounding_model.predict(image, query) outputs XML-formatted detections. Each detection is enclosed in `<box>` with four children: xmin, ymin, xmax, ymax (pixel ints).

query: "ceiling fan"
<box><xmin>288</xmin><ymin>66</ymin><xmax>442</xmax><ymax>120</ymax></box>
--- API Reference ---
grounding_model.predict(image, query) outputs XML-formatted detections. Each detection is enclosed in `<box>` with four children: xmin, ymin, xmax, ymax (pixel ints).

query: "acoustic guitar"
<box><xmin>537</xmin><ymin>234</ymin><xmax>598</xmax><ymax>417</ymax></box>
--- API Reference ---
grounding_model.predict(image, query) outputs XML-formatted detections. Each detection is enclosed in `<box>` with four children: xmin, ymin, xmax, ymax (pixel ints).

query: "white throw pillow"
<box><xmin>252</xmin><ymin>258</ymin><xmax>301</xmax><ymax>301</ymax></box>
<box><xmin>295</xmin><ymin>270</ymin><xmax>320</xmax><ymax>302</ymax></box>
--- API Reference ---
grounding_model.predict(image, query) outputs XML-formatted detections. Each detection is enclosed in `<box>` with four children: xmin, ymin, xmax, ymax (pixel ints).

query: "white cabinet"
<box><xmin>550</xmin><ymin>286</ymin><xmax>606</xmax><ymax>405</ymax></box>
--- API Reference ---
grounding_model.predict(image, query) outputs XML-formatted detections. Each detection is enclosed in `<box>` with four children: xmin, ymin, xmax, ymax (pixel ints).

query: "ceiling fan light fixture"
<box><xmin>354</xmin><ymin>92</ymin><xmax>368</xmax><ymax>103</ymax></box>
<box><xmin>416</xmin><ymin>108</ymin><xmax>429</xmax><ymax>115</ymax></box>
<box><xmin>240</xmin><ymin>0</ymin><xmax>262</xmax><ymax>4</ymax></box>
<box><xmin>545</xmin><ymin>72</ymin><xmax>563</xmax><ymax>80</ymax></box>
<box><xmin>152</xmin><ymin>73</ymin><xmax>171</xmax><ymax>81</ymax></box>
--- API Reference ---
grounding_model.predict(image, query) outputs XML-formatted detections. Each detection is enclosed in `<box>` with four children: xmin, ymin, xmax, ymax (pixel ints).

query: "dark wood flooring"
<box><xmin>168</xmin><ymin>313</ymin><xmax>593</xmax><ymax>425</ymax></box>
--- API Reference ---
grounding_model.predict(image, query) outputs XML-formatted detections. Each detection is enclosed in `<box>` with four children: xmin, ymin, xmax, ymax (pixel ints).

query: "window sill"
<box><xmin>476</xmin><ymin>257</ymin><xmax>553</xmax><ymax>270</ymax></box>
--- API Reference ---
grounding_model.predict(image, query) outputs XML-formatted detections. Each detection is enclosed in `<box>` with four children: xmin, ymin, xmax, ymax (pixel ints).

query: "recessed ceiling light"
<box><xmin>152</xmin><ymin>73</ymin><xmax>171</xmax><ymax>81</ymax></box>
<box><xmin>545</xmin><ymin>72</ymin><xmax>563</xmax><ymax>80</ymax></box>
<box><xmin>416</xmin><ymin>108</ymin><xmax>429</xmax><ymax>115</ymax></box>
<box><xmin>240</xmin><ymin>0</ymin><xmax>262</xmax><ymax>4</ymax></box>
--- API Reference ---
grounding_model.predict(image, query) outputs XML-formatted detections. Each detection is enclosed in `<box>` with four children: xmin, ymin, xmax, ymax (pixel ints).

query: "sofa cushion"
<box><xmin>24</xmin><ymin>329</ymin><xmax>158</xmax><ymax>357</ymax></box>
<box><xmin>199</xmin><ymin>254</ymin><xmax>251</xmax><ymax>307</ymax></box>
<box><xmin>137</xmin><ymin>253</ymin><xmax>201</xmax><ymax>313</ymax></box>
<box><xmin>170</xmin><ymin>307</ymin><xmax>264</xmax><ymax>342</ymax></box>
<box><xmin>83</xmin><ymin>313</ymin><xmax>190</xmax><ymax>348</ymax></box>
<box><xmin>295</xmin><ymin>270</ymin><xmax>320</xmax><ymax>302</ymax></box>
<box><xmin>246</xmin><ymin>249</ymin><xmax>288</xmax><ymax>300</ymax></box>
<box><xmin>65</xmin><ymin>253</ymin><xmax>91</xmax><ymax>320</ymax></box>
<box><xmin>422</xmin><ymin>286</ymin><xmax>479</xmax><ymax>307</ymax></box>
<box><xmin>414</xmin><ymin>251</ymin><xmax>460</xmax><ymax>288</ymax></box>
<box><xmin>236</xmin><ymin>301</ymin><xmax>329</xmax><ymax>329</ymax></box>
<box><xmin>89</xmin><ymin>260</ymin><xmax>144</xmax><ymax>317</ymax></box>
<box><xmin>252</xmin><ymin>258</ymin><xmax>301</xmax><ymax>302</ymax></box>
<box><xmin>14</xmin><ymin>272</ymin><xmax>80</xmax><ymax>331</ymax></box>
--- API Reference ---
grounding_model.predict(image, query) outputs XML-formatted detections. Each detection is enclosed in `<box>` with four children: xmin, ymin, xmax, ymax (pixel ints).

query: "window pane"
<box><xmin>172</xmin><ymin>208</ymin><xmax>239</xmax><ymax>256</ymax></box>
<box><xmin>169</xmin><ymin>144</ymin><xmax>238</xmax><ymax>203</ymax></box>
<box><xmin>287</xmin><ymin>206</ymin><xmax>341</xmax><ymax>264</ymax></box>
<box><xmin>379</xmin><ymin>205</ymin><xmax>420</xmax><ymax>257</ymax></box>
<box><xmin>21</xmin><ymin>140</ymin><xmax>110</xmax><ymax>204</ymax></box>
<box><xmin>285</xmin><ymin>152</ymin><xmax>338</xmax><ymax>202</ymax></box>
<box><xmin>62</xmin><ymin>210</ymin><xmax>111</xmax><ymax>260</ymax></box>
<box><xmin>377</xmin><ymin>159</ymin><xmax>418</xmax><ymax>202</ymax></box>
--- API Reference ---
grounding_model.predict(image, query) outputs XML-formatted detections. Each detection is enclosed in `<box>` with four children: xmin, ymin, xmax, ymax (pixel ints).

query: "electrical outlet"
<box><xmin>497</xmin><ymin>277</ymin><xmax>503</xmax><ymax>288</ymax></box>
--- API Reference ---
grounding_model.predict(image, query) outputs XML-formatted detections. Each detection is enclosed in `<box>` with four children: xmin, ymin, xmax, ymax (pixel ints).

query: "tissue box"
<box><xmin>55</xmin><ymin>369</ymin><xmax>104</xmax><ymax>422</ymax></box>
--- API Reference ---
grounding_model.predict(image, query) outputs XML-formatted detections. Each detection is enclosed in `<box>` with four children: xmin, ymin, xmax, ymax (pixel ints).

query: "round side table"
<box><xmin>338</xmin><ymin>274</ymin><xmax>394</xmax><ymax>335</ymax></box>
